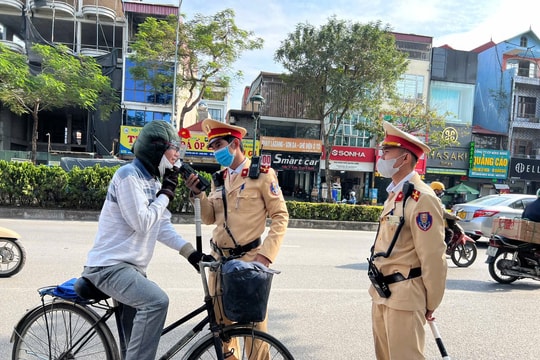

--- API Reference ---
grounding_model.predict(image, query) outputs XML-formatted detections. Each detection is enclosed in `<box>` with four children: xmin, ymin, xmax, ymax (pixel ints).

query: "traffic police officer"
<box><xmin>185</xmin><ymin>119</ymin><xmax>289</xmax><ymax>359</ymax></box>
<box><xmin>369</xmin><ymin>121</ymin><xmax>447</xmax><ymax>360</ymax></box>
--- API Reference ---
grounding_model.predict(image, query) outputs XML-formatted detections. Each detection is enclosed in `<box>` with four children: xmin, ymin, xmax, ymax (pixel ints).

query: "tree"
<box><xmin>275</xmin><ymin>17</ymin><xmax>408</xmax><ymax>201</ymax></box>
<box><xmin>356</xmin><ymin>98</ymin><xmax>461</xmax><ymax>149</ymax></box>
<box><xmin>0</xmin><ymin>43</ymin><xmax>118</xmax><ymax>164</ymax></box>
<box><xmin>129</xmin><ymin>9</ymin><xmax>263</xmax><ymax>130</ymax></box>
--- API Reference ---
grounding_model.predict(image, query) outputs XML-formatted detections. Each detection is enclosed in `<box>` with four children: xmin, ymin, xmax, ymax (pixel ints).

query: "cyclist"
<box><xmin>80</xmin><ymin>121</ymin><xmax>212</xmax><ymax>360</ymax></box>
<box><xmin>185</xmin><ymin>119</ymin><xmax>289</xmax><ymax>360</ymax></box>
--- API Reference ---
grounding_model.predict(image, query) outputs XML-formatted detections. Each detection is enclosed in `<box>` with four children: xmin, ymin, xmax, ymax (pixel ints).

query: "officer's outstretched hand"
<box><xmin>187</xmin><ymin>251</ymin><xmax>215</xmax><ymax>272</ymax></box>
<box><xmin>157</xmin><ymin>168</ymin><xmax>179</xmax><ymax>200</ymax></box>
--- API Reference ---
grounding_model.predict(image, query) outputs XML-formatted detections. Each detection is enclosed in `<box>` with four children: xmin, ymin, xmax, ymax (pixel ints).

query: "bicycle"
<box><xmin>10</xmin><ymin>257</ymin><xmax>294</xmax><ymax>360</ymax></box>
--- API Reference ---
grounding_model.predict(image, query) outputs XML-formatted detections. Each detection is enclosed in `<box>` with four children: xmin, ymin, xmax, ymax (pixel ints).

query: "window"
<box><xmin>395</xmin><ymin>40</ymin><xmax>431</xmax><ymax>61</ymax></box>
<box><xmin>520</xmin><ymin>36</ymin><xmax>528</xmax><ymax>48</ymax></box>
<box><xmin>396</xmin><ymin>74</ymin><xmax>424</xmax><ymax>101</ymax></box>
<box><xmin>515</xmin><ymin>96</ymin><xmax>536</xmax><ymax>118</ymax></box>
<box><xmin>124</xmin><ymin>60</ymin><xmax>173</xmax><ymax>105</ymax></box>
<box><xmin>208</xmin><ymin>108</ymin><xmax>222</xmax><ymax>122</ymax></box>
<box><xmin>124</xmin><ymin>110</ymin><xmax>171</xmax><ymax>126</ymax></box>
<box><xmin>330</xmin><ymin>115</ymin><xmax>372</xmax><ymax>147</ymax></box>
<box><xmin>430</xmin><ymin>81</ymin><xmax>474</xmax><ymax>125</ymax></box>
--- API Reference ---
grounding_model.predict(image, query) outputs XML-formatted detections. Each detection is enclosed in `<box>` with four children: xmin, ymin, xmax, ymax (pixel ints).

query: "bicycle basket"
<box><xmin>221</xmin><ymin>260</ymin><xmax>280</xmax><ymax>323</ymax></box>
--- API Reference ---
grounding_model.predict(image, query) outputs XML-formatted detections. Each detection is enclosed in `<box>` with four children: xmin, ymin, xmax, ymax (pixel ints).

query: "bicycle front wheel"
<box><xmin>186</xmin><ymin>326</ymin><xmax>294</xmax><ymax>360</ymax></box>
<box><xmin>12</xmin><ymin>300</ymin><xmax>119</xmax><ymax>360</ymax></box>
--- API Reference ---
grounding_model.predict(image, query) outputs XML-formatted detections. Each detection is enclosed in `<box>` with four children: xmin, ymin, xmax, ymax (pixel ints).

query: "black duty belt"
<box><xmin>210</xmin><ymin>237</ymin><xmax>261</xmax><ymax>257</ymax></box>
<box><xmin>383</xmin><ymin>267</ymin><xmax>422</xmax><ymax>285</ymax></box>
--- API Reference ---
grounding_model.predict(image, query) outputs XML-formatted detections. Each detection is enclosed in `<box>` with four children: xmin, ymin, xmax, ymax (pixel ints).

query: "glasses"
<box><xmin>166</xmin><ymin>142</ymin><xmax>181</xmax><ymax>152</ymax></box>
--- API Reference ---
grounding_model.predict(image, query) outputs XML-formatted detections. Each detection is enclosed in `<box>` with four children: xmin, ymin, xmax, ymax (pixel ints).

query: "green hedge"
<box><xmin>0</xmin><ymin>160</ymin><xmax>382</xmax><ymax>221</ymax></box>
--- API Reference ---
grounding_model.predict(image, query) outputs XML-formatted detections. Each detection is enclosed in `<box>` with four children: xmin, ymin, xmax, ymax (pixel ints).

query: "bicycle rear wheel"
<box><xmin>11</xmin><ymin>300</ymin><xmax>119</xmax><ymax>360</ymax></box>
<box><xmin>186</xmin><ymin>326</ymin><xmax>294</xmax><ymax>360</ymax></box>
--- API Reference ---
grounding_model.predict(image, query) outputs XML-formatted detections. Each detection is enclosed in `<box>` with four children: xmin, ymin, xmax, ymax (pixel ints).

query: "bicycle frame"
<box><xmin>12</xmin><ymin>260</ymin><xmax>233</xmax><ymax>360</ymax></box>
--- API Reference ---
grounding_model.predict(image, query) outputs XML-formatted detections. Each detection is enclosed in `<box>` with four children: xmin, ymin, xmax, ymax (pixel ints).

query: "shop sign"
<box><xmin>509</xmin><ymin>158</ymin><xmax>540</xmax><ymax>180</ymax></box>
<box><xmin>270</xmin><ymin>152</ymin><xmax>320</xmax><ymax>171</ymax></box>
<box><xmin>119</xmin><ymin>125</ymin><xmax>140</xmax><ymax>154</ymax></box>
<box><xmin>320</xmin><ymin>160</ymin><xmax>374</xmax><ymax>172</ymax></box>
<box><xmin>468</xmin><ymin>148</ymin><xmax>509</xmax><ymax>179</ymax></box>
<box><xmin>261</xmin><ymin>136</ymin><xmax>322</xmax><ymax>153</ymax></box>
<box><xmin>119</xmin><ymin>126</ymin><xmax>259</xmax><ymax>157</ymax></box>
<box><xmin>426</xmin><ymin>148</ymin><xmax>469</xmax><ymax>169</ymax></box>
<box><xmin>321</xmin><ymin>146</ymin><xmax>375</xmax><ymax>162</ymax></box>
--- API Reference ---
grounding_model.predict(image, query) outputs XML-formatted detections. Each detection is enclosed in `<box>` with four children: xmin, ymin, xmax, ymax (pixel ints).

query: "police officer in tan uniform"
<box><xmin>185</xmin><ymin>119</ymin><xmax>289</xmax><ymax>359</ymax></box>
<box><xmin>369</xmin><ymin>121</ymin><xmax>447</xmax><ymax>360</ymax></box>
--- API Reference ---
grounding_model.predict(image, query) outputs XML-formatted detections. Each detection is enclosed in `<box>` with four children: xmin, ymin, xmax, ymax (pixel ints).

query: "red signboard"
<box><xmin>321</xmin><ymin>146</ymin><xmax>376</xmax><ymax>162</ymax></box>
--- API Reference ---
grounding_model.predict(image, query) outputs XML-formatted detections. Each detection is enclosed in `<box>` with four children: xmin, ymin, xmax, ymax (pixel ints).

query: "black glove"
<box><xmin>157</xmin><ymin>168</ymin><xmax>179</xmax><ymax>201</ymax></box>
<box><xmin>187</xmin><ymin>251</ymin><xmax>215</xmax><ymax>272</ymax></box>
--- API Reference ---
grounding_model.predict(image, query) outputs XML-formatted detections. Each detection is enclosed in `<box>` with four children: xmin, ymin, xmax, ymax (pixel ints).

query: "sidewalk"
<box><xmin>0</xmin><ymin>207</ymin><xmax>378</xmax><ymax>232</ymax></box>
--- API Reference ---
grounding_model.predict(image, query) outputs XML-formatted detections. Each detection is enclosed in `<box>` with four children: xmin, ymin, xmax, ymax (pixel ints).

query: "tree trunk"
<box><xmin>31</xmin><ymin>110</ymin><xmax>39</xmax><ymax>164</ymax></box>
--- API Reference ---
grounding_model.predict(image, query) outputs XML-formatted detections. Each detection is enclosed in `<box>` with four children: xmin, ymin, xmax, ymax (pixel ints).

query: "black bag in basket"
<box><xmin>221</xmin><ymin>260</ymin><xmax>280</xmax><ymax>323</ymax></box>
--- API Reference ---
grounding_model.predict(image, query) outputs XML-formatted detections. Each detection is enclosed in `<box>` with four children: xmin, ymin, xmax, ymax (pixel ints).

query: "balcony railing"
<box><xmin>514</xmin><ymin>75</ymin><xmax>540</xmax><ymax>87</ymax></box>
<box><xmin>512</xmin><ymin>116</ymin><xmax>540</xmax><ymax>129</ymax></box>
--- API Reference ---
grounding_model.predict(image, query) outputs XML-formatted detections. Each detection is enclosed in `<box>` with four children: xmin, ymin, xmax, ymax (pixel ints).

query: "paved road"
<box><xmin>1</xmin><ymin>219</ymin><xmax>540</xmax><ymax>359</ymax></box>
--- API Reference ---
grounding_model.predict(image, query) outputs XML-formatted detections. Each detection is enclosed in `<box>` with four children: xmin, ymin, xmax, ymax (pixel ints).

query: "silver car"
<box><xmin>451</xmin><ymin>194</ymin><xmax>537</xmax><ymax>240</ymax></box>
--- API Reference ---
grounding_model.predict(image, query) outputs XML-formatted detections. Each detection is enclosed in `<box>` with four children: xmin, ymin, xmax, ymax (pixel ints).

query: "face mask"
<box><xmin>158</xmin><ymin>154</ymin><xmax>174</xmax><ymax>177</ymax></box>
<box><xmin>376</xmin><ymin>154</ymin><xmax>405</xmax><ymax>178</ymax></box>
<box><xmin>214</xmin><ymin>142</ymin><xmax>235</xmax><ymax>167</ymax></box>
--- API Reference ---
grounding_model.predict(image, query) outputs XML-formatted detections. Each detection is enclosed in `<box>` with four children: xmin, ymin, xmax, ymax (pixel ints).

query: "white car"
<box><xmin>450</xmin><ymin>194</ymin><xmax>536</xmax><ymax>240</ymax></box>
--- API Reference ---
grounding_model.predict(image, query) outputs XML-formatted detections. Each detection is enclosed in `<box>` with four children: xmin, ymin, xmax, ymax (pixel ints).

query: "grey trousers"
<box><xmin>82</xmin><ymin>263</ymin><xmax>169</xmax><ymax>360</ymax></box>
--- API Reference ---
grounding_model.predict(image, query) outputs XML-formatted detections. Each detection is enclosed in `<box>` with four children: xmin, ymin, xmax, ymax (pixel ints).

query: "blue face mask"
<box><xmin>214</xmin><ymin>142</ymin><xmax>235</xmax><ymax>167</ymax></box>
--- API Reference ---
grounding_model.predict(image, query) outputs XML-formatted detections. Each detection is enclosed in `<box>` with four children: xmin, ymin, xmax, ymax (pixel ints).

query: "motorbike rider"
<box><xmin>430</xmin><ymin>181</ymin><xmax>459</xmax><ymax>244</ymax></box>
<box><xmin>522</xmin><ymin>189</ymin><xmax>540</xmax><ymax>222</ymax></box>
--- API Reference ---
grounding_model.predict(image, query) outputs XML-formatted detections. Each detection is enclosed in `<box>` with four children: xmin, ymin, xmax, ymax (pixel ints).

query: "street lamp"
<box><xmin>249</xmin><ymin>93</ymin><xmax>264</xmax><ymax>157</ymax></box>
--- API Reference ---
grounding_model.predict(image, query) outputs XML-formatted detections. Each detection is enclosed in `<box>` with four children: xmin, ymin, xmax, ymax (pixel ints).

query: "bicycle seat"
<box><xmin>74</xmin><ymin>277</ymin><xmax>110</xmax><ymax>301</ymax></box>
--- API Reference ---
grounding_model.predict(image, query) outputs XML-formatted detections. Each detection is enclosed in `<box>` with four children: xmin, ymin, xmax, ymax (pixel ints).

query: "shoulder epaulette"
<box><xmin>411</xmin><ymin>189</ymin><xmax>421</xmax><ymax>202</ymax></box>
<box><xmin>260</xmin><ymin>165</ymin><xmax>270</xmax><ymax>174</ymax></box>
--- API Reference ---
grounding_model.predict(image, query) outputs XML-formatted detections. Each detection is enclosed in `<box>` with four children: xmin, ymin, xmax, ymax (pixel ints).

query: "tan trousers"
<box><xmin>208</xmin><ymin>252</ymin><xmax>269</xmax><ymax>360</ymax></box>
<box><xmin>372</xmin><ymin>303</ymin><xmax>426</xmax><ymax>360</ymax></box>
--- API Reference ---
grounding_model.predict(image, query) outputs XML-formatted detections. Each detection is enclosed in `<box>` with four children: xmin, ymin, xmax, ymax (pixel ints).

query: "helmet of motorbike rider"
<box><xmin>430</xmin><ymin>181</ymin><xmax>446</xmax><ymax>198</ymax></box>
<box><xmin>132</xmin><ymin>120</ymin><xmax>180</xmax><ymax>178</ymax></box>
<box><xmin>536</xmin><ymin>188</ymin><xmax>540</xmax><ymax>198</ymax></box>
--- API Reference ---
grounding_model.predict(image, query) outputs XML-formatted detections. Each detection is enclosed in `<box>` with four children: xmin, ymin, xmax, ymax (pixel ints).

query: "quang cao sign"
<box><xmin>469</xmin><ymin>148</ymin><xmax>509</xmax><ymax>179</ymax></box>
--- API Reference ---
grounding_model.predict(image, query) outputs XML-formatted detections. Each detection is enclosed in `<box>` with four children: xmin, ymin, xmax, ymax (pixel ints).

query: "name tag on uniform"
<box><xmin>383</xmin><ymin>215</ymin><xmax>401</xmax><ymax>225</ymax></box>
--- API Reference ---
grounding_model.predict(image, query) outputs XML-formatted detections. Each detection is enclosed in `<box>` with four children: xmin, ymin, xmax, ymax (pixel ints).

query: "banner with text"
<box><xmin>469</xmin><ymin>148</ymin><xmax>509</xmax><ymax>179</ymax></box>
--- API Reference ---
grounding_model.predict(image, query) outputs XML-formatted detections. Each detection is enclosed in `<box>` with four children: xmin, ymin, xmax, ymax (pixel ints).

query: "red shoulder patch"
<box><xmin>241</xmin><ymin>168</ymin><xmax>249</xmax><ymax>177</ymax></box>
<box><xmin>395</xmin><ymin>191</ymin><xmax>404</xmax><ymax>202</ymax></box>
<box><xmin>411</xmin><ymin>190</ymin><xmax>421</xmax><ymax>202</ymax></box>
<box><xmin>260</xmin><ymin>166</ymin><xmax>270</xmax><ymax>174</ymax></box>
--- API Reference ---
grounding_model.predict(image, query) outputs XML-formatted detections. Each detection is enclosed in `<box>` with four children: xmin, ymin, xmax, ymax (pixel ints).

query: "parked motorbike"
<box><xmin>0</xmin><ymin>226</ymin><xmax>26</xmax><ymax>277</ymax></box>
<box><xmin>446</xmin><ymin>221</ymin><xmax>477</xmax><ymax>267</ymax></box>
<box><xmin>486</xmin><ymin>234</ymin><xmax>540</xmax><ymax>284</ymax></box>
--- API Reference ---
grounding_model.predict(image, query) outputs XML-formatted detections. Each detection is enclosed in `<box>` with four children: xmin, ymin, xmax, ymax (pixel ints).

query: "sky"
<box><xmin>173</xmin><ymin>0</ymin><xmax>540</xmax><ymax>110</ymax></box>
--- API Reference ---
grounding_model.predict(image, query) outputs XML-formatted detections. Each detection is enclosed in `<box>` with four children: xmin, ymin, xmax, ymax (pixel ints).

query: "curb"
<box><xmin>0</xmin><ymin>207</ymin><xmax>378</xmax><ymax>232</ymax></box>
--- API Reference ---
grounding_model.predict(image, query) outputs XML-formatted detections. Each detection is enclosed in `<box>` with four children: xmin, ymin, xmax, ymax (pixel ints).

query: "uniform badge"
<box><xmin>241</xmin><ymin>168</ymin><xmax>249</xmax><ymax>177</ymax></box>
<box><xmin>260</xmin><ymin>166</ymin><xmax>270</xmax><ymax>174</ymax></box>
<box><xmin>411</xmin><ymin>190</ymin><xmax>421</xmax><ymax>201</ymax></box>
<box><xmin>270</xmin><ymin>181</ymin><xmax>280</xmax><ymax>196</ymax></box>
<box><xmin>395</xmin><ymin>191</ymin><xmax>404</xmax><ymax>202</ymax></box>
<box><xmin>416</xmin><ymin>212</ymin><xmax>432</xmax><ymax>231</ymax></box>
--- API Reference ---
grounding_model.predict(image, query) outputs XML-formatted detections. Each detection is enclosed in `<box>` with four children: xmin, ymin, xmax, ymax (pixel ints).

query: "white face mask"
<box><xmin>158</xmin><ymin>154</ymin><xmax>174</xmax><ymax>177</ymax></box>
<box><xmin>376</xmin><ymin>154</ymin><xmax>406</xmax><ymax>178</ymax></box>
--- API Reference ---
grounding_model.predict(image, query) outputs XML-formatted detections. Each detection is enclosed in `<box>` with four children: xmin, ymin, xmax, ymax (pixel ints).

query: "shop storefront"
<box><xmin>260</xmin><ymin>136</ymin><xmax>322</xmax><ymax>201</ymax></box>
<box><xmin>320</xmin><ymin>146</ymin><xmax>376</xmax><ymax>203</ymax></box>
<box><xmin>509</xmin><ymin>157</ymin><xmax>540</xmax><ymax>194</ymax></box>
